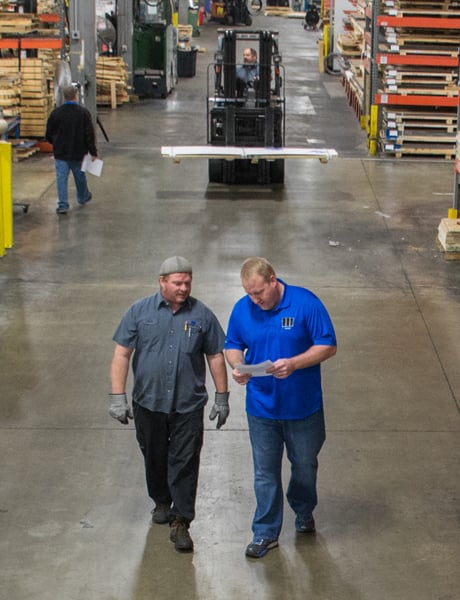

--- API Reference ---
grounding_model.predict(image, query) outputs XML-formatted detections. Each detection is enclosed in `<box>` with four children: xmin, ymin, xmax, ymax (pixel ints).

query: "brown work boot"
<box><xmin>151</xmin><ymin>504</ymin><xmax>171</xmax><ymax>525</ymax></box>
<box><xmin>170</xmin><ymin>520</ymin><xmax>194</xmax><ymax>553</ymax></box>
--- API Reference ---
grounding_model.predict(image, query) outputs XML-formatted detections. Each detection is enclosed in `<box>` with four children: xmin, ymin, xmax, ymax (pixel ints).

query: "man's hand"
<box><xmin>209</xmin><ymin>392</ymin><xmax>230</xmax><ymax>429</ymax></box>
<box><xmin>267</xmin><ymin>358</ymin><xmax>295</xmax><ymax>379</ymax></box>
<box><xmin>109</xmin><ymin>393</ymin><xmax>133</xmax><ymax>425</ymax></box>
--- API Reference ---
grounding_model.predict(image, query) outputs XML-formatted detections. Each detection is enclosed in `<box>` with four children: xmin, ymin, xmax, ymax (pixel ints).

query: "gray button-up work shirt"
<box><xmin>113</xmin><ymin>293</ymin><xmax>225</xmax><ymax>414</ymax></box>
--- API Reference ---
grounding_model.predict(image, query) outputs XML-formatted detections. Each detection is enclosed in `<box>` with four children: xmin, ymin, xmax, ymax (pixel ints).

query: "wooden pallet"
<box><xmin>96</xmin><ymin>56</ymin><xmax>129</xmax><ymax>108</ymax></box>
<box><xmin>10</xmin><ymin>139</ymin><xmax>40</xmax><ymax>162</ymax></box>
<box><xmin>380</xmin><ymin>141</ymin><xmax>456</xmax><ymax>159</ymax></box>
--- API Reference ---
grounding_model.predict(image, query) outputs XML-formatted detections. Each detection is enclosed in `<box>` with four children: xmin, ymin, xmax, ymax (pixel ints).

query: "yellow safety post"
<box><xmin>448</xmin><ymin>208</ymin><xmax>458</xmax><ymax>218</ymax></box>
<box><xmin>368</xmin><ymin>104</ymin><xmax>378</xmax><ymax>155</ymax></box>
<box><xmin>323</xmin><ymin>24</ymin><xmax>330</xmax><ymax>58</ymax></box>
<box><xmin>0</xmin><ymin>181</ymin><xmax>3</xmax><ymax>257</ymax></box>
<box><xmin>0</xmin><ymin>141</ymin><xmax>13</xmax><ymax>255</ymax></box>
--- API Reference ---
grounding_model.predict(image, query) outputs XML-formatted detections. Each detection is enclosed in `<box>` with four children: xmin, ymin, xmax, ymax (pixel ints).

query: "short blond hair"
<box><xmin>240</xmin><ymin>257</ymin><xmax>276</xmax><ymax>283</ymax></box>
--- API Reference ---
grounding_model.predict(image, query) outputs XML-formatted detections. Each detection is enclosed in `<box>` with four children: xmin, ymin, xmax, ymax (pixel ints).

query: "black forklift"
<box><xmin>210</xmin><ymin>0</ymin><xmax>253</xmax><ymax>26</ymax></box>
<box><xmin>207</xmin><ymin>29</ymin><xmax>285</xmax><ymax>184</ymax></box>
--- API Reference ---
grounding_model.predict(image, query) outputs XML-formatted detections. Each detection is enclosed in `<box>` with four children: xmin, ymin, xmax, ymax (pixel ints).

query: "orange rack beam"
<box><xmin>38</xmin><ymin>14</ymin><xmax>60</xmax><ymax>23</ymax></box>
<box><xmin>376</xmin><ymin>54</ymin><xmax>459</xmax><ymax>67</ymax></box>
<box><xmin>377</xmin><ymin>16</ymin><xmax>460</xmax><ymax>28</ymax></box>
<box><xmin>0</xmin><ymin>37</ymin><xmax>62</xmax><ymax>49</ymax></box>
<box><xmin>375</xmin><ymin>94</ymin><xmax>459</xmax><ymax>107</ymax></box>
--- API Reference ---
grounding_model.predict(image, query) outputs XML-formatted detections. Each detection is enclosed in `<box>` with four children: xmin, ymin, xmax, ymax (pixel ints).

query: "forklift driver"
<box><xmin>236</xmin><ymin>47</ymin><xmax>259</xmax><ymax>95</ymax></box>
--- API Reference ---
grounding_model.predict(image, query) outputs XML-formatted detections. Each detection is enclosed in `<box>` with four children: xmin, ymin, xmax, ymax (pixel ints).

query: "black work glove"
<box><xmin>209</xmin><ymin>392</ymin><xmax>230</xmax><ymax>429</ymax></box>
<box><xmin>109</xmin><ymin>393</ymin><xmax>133</xmax><ymax>425</ymax></box>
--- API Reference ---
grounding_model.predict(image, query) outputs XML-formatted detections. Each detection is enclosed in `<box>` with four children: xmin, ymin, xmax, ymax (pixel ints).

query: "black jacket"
<box><xmin>45</xmin><ymin>102</ymin><xmax>97</xmax><ymax>161</ymax></box>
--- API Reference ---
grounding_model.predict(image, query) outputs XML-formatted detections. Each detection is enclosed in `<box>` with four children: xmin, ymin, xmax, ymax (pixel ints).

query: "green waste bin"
<box><xmin>187</xmin><ymin>9</ymin><xmax>200</xmax><ymax>37</ymax></box>
<box><xmin>177</xmin><ymin>48</ymin><xmax>198</xmax><ymax>77</ymax></box>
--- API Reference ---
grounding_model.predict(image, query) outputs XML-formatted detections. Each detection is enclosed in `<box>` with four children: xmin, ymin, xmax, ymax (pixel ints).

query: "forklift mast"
<box><xmin>216</xmin><ymin>30</ymin><xmax>282</xmax><ymax>108</ymax></box>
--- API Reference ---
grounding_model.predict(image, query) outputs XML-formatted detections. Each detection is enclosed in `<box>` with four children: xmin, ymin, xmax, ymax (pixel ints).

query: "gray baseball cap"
<box><xmin>159</xmin><ymin>256</ymin><xmax>193</xmax><ymax>276</ymax></box>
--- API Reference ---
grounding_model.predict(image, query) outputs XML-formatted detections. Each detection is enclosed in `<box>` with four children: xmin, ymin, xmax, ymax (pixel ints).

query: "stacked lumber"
<box><xmin>437</xmin><ymin>218</ymin><xmax>460</xmax><ymax>260</ymax></box>
<box><xmin>0</xmin><ymin>58</ymin><xmax>20</xmax><ymax>118</ymax></box>
<box><xmin>96</xmin><ymin>56</ymin><xmax>130</xmax><ymax>107</ymax></box>
<box><xmin>37</xmin><ymin>0</ymin><xmax>59</xmax><ymax>14</ymax></box>
<box><xmin>20</xmin><ymin>57</ymin><xmax>55</xmax><ymax>137</ymax></box>
<box><xmin>0</xmin><ymin>12</ymin><xmax>37</xmax><ymax>33</ymax></box>
<box><xmin>341</xmin><ymin>10</ymin><xmax>364</xmax><ymax>58</ymax></box>
<box><xmin>379</xmin><ymin>109</ymin><xmax>457</xmax><ymax>159</ymax></box>
<box><xmin>265</xmin><ymin>6</ymin><xmax>300</xmax><ymax>17</ymax></box>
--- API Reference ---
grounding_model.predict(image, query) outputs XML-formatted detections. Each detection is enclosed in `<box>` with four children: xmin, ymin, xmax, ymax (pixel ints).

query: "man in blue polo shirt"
<box><xmin>225</xmin><ymin>257</ymin><xmax>336</xmax><ymax>558</ymax></box>
<box><xmin>109</xmin><ymin>256</ymin><xmax>229</xmax><ymax>553</ymax></box>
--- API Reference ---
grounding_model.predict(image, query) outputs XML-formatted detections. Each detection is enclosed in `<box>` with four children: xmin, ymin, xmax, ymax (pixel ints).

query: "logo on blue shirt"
<box><xmin>281</xmin><ymin>317</ymin><xmax>294</xmax><ymax>329</ymax></box>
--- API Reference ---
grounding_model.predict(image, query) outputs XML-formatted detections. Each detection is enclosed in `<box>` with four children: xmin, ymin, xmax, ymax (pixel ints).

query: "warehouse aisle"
<box><xmin>1</xmin><ymin>13</ymin><xmax>459</xmax><ymax>600</ymax></box>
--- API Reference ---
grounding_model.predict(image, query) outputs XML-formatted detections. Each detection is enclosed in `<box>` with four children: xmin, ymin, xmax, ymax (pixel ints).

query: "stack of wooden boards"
<box><xmin>0</xmin><ymin>11</ymin><xmax>35</xmax><ymax>33</ymax></box>
<box><xmin>0</xmin><ymin>54</ymin><xmax>56</xmax><ymax>137</ymax></box>
<box><xmin>96</xmin><ymin>56</ymin><xmax>130</xmax><ymax>107</ymax></box>
<box><xmin>437</xmin><ymin>218</ymin><xmax>460</xmax><ymax>259</ymax></box>
<box><xmin>340</xmin><ymin>0</ymin><xmax>460</xmax><ymax>158</ymax></box>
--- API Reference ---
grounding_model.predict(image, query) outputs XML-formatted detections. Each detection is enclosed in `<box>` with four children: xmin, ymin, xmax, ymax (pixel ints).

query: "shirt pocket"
<box><xmin>180</xmin><ymin>320</ymin><xmax>203</xmax><ymax>354</ymax></box>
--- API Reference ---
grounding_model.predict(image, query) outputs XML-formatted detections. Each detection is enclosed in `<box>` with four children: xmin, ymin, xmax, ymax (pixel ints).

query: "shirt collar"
<box><xmin>157</xmin><ymin>293</ymin><xmax>192</xmax><ymax>312</ymax></box>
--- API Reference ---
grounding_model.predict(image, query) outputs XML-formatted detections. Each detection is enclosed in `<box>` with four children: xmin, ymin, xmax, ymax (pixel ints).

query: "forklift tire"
<box><xmin>245</xmin><ymin>14</ymin><xmax>253</xmax><ymax>26</ymax></box>
<box><xmin>270</xmin><ymin>159</ymin><xmax>285</xmax><ymax>184</ymax></box>
<box><xmin>209</xmin><ymin>159</ymin><xmax>223</xmax><ymax>183</ymax></box>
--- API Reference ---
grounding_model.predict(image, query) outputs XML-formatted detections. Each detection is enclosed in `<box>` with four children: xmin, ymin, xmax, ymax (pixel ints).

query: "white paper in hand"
<box><xmin>235</xmin><ymin>360</ymin><xmax>273</xmax><ymax>377</ymax></box>
<box><xmin>81</xmin><ymin>153</ymin><xmax>103</xmax><ymax>176</ymax></box>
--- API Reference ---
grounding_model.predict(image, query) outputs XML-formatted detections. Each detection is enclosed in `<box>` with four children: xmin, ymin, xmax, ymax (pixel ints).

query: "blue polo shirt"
<box><xmin>225</xmin><ymin>280</ymin><xmax>336</xmax><ymax>419</ymax></box>
<box><xmin>113</xmin><ymin>293</ymin><xmax>225</xmax><ymax>414</ymax></box>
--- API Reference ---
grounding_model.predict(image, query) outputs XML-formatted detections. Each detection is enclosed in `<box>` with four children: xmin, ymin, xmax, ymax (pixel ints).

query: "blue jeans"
<box><xmin>55</xmin><ymin>159</ymin><xmax>90</xmax><ymax>209</ymax></box>
<box><xmin>247</xmin><ymin>409</ymin><xmax>326</xmax><ymax>540</ymax></box>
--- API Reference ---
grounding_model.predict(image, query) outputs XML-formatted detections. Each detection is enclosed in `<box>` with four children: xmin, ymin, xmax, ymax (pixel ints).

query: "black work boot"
<box><xmin>170</xmin><ymin>520</ymin><xmax>194</xmax><ymax>553</ymax></box>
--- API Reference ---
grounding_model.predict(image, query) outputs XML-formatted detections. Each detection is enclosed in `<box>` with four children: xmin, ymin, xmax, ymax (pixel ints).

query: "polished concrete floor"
<box><xmin>1</xmin><ymin>13</ymin><xmax>459</xmax><ymax>600</ymax></box>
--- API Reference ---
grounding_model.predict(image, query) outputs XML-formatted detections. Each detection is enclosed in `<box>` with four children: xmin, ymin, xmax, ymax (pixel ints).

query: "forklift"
<box><xmin>210</xmin><ymin>0</ymin><xmax>253</xmax><ymax>26</ymax></box>
<box><xmin>207</xmin><ymin>29</ymin><xmax>285</xmax><ymax>184</ymax></box>
<box><xmin>132</xmin><ymin>0</ymin><xmax>177</xmax><ymax>98</ymax></box>
<box><xmin>161</xmin><ymin>29</ymin><xmax>337</xmax><ymax>185</ymax></box>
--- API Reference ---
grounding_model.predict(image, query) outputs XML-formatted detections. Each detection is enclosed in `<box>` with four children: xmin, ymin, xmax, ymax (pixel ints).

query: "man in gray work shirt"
<box><xmin>109</xmin><ymin>256</ymin><xmax>229</xmax><ymax>553</ymax></box>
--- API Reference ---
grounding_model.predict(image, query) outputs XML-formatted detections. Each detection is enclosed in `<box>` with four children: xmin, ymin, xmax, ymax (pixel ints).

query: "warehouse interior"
<box><xmin>1</xmin><ymin>2</ymin><xmax>460</xmax><ymax>600</ymax></box>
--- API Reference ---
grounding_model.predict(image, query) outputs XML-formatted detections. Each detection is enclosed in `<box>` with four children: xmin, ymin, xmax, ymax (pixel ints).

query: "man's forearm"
<box><xmin>207</xmin><ymin>352</ymin><xmax>228</xmax><ymax>393</ymax></box>
<box><xmin>225</xmin><ymin>349</ymin><xmax>245</xmax><ymax>370</ymax></box>
<box><xmin>110</xmin><ymin>351</ymin><xmax>131</xmax><ymax>393</ymax></box>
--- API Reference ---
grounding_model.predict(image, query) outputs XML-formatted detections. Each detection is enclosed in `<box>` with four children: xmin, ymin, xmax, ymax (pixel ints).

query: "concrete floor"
<box><xmin>1</xmin><ymin>14</ymin><xmax>459</xmax><ymax>600</ymax></box>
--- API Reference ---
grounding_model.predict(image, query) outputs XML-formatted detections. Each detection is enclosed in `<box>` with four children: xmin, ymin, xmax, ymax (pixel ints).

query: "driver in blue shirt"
<box><xmin>236</xmin><ymin>47</ymin><xmax>259</xmax><ymax>91</ymax></box>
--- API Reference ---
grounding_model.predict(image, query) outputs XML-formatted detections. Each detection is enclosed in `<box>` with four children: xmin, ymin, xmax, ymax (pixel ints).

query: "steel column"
<box><xmin>68</xmin><ymin>0</ymin><xmax>97</xmax><ymax>125</ymax></box>
<box><xmin>116</xmin><ymin>0</ymin><xmax>133</xmax><ymax>87</ymax></box>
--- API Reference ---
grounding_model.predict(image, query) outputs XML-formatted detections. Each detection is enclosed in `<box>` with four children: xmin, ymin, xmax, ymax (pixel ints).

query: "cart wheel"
<box><xmin>270</xmin><ymin>159</ymin><xmax>284</xmax><ymax>184</ymax></box>
<box><xmin>209</xmin><ymin>159</ymin><xmax>223</xmax><ymax>183</ymax></box>
<box><xmin>23</xmin><ymin>205</ymin><xmax>29</xmax><ymax>213</ymax></box>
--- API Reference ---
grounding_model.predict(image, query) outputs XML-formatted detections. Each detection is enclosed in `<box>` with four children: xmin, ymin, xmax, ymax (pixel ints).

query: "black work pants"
<box><xmin>133</xmin><ymin>403</ymin><xmax>204</xmax><ymax>524</ymax></box>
